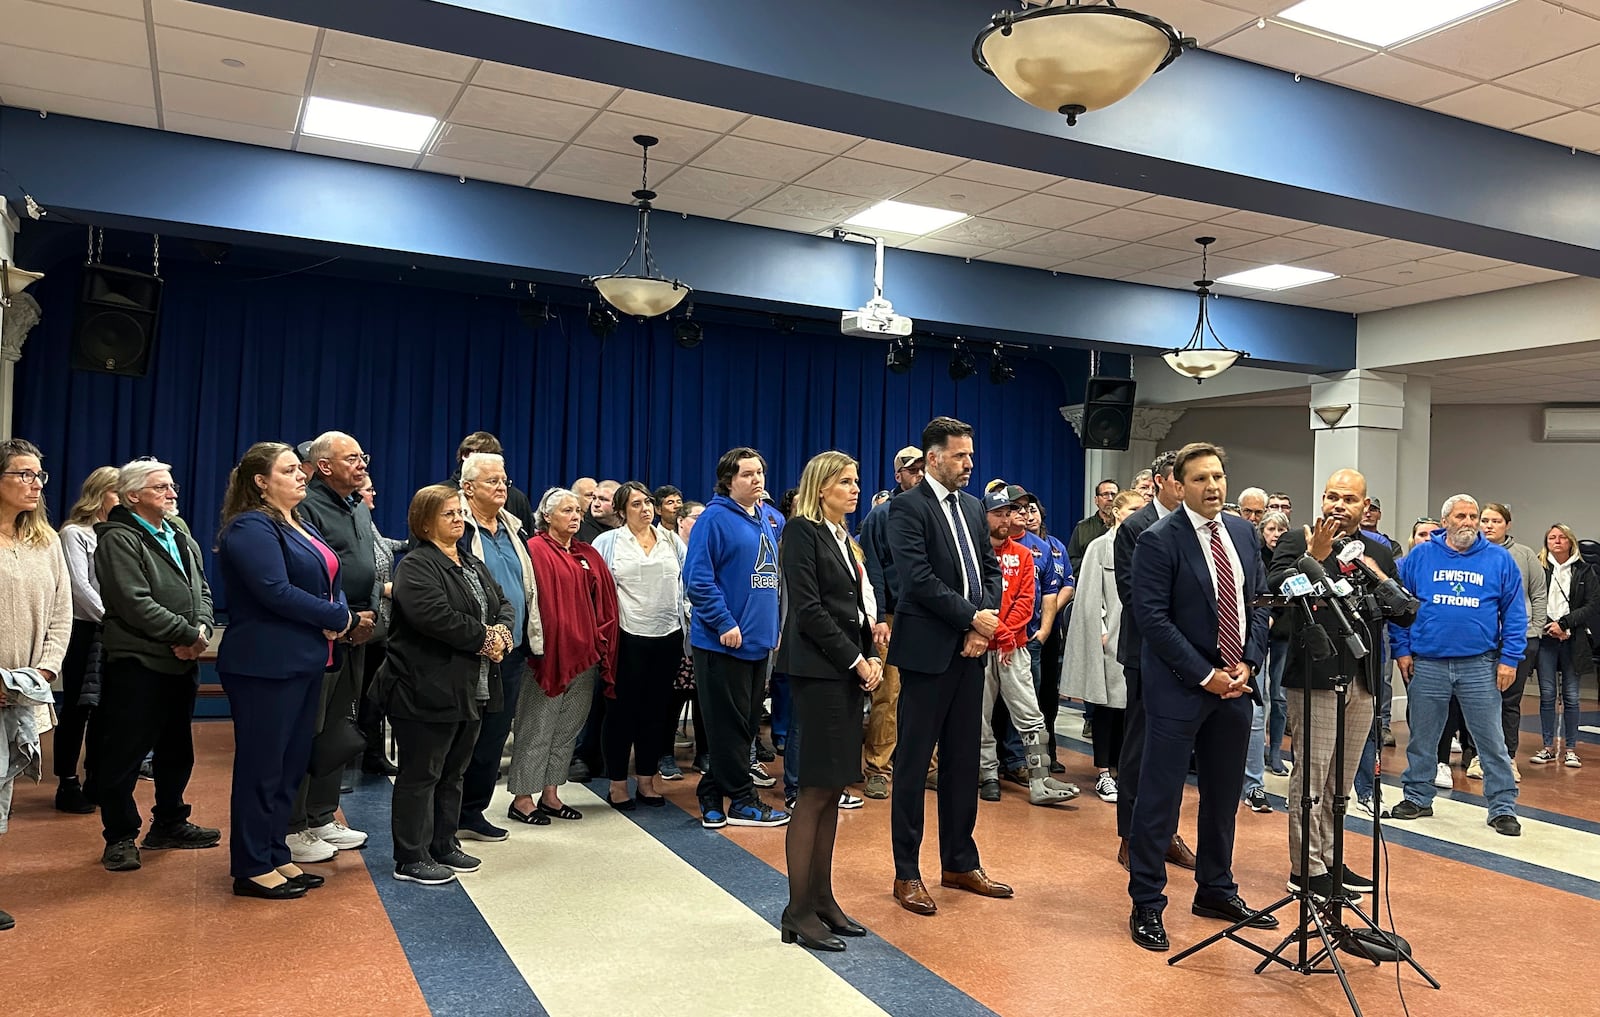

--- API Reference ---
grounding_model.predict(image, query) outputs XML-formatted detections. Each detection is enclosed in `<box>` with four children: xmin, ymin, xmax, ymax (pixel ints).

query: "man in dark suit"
<box><xmin>885</xmin><ymin>416</ymin><xmax>1009</xmax><ymax>916</ymax></box>
<box><xmin>1127</xmin><ymin>442</ymin><xmax>1274</xmax><ymax>951</ymax></box>
<box><xmin>1113</xmin><ymin>451</ymin><xmax>1196</xmax><ymax>872</ymax></box>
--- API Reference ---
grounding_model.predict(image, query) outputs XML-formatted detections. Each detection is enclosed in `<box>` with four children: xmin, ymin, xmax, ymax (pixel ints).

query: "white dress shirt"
<box><xmin>1548</xmin><ymin>555</ymin><xmax>1575</xmax><ymax>623</ymax></box>
<box><xmin>921</xmin><ymin>472</ymin><xmax>979</xmax><ymax>602</ymax></box>
<box><xmin>1182</xmin><ymin>504</ymin><xmax>1247</xmax><ymax>656</ymax></box>
<box><xmin>592</xmin><ymin>525</ymin><xmax>683</xmax><ymax>637</ymax></box>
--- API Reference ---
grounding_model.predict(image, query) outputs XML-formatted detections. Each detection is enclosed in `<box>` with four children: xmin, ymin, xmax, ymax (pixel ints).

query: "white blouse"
<box><xmin>592</xmin><ymin>525</ymin><xmax>684</xmax><ymax>638</ymax></box>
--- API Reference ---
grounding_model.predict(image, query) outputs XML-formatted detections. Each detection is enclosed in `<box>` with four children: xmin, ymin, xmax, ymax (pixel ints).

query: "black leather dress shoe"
<box><xmin>233</xmin><ymin>877</ymin><xmax>308</xmax><ymax>900</ymax></box>
<box><xmin>1130</xmin><ymin>906</ymin><xmax>1169</xmax><ymax>951</ymax></box>
<box><xmin>1192</xmin><ymin>895</ymin><xmax>1279</xmax><ymax>929</ymax></box>
<box><xmin>979</xmin><ymin>779</ymin><xmax>1002</xmax><ymax>802</ymax></box>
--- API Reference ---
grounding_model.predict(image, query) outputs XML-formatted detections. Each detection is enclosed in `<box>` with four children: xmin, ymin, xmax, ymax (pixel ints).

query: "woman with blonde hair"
<box><xmin>773</xmin><ymin>451</ymin><xmax>881</xmax><ymax>952</ymax></box>
<box><xmin>0</xmin><ymin>438</ymin><xmax>74</xmax><ymax>930</ymax></box>
<box><xmin>1533</xmin><ymin>522</ymin><xmax>1594</xmax><ymax>768</ymax></box>
<box><xmin>54</xmin><ymin>465</ymin><xmax>120</xmax><ymax>813</ymax></box>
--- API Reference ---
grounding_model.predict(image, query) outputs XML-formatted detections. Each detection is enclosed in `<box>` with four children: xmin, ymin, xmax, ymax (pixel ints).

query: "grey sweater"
<box><xmin>1502</xmin><ymin>535</ymin><xmax>1548</xmax><ymax>641</ymax></box>
<box><xmin>94</xmin><ymin>506</ymin><xmax>214</xmax><ymax>675</ymax></box>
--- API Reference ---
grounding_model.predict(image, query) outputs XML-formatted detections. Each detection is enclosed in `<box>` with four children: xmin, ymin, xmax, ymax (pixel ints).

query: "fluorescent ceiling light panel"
<box><xmin>842</xmin><ymin>200</ymin><xmax>968</xmax><ymax>235</ymax></box>
<box><xmin>1277</xmin><ymin>0</ymin><xmax>1507</xmax><ymax>48</ymax></box>
<box><xmin>302</xmin><ymin>96</ymin><xmax>438</xmax><ymax>151</ymax></box>
<box><xmin>1216</xmin><ymin>265</ymin><xmax>1338</xmax><ymax>290</ymax></box>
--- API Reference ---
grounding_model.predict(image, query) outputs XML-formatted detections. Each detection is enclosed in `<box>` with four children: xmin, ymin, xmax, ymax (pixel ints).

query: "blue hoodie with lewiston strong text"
<box><xmin>684</xmin><ymin>494</ymin><xmax>784</xmax><ymax>660</ymax></box>
<box><xmin>1390</xmin><ymin>529</ymin><xmax>1527</xmax><ymax>667</ymax></box>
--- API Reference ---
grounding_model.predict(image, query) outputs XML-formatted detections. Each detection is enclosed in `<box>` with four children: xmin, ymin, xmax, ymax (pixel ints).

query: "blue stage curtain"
<box><xmin>16</xmin><ymin>261</ymin><xmax>1084</xmax><ymax>608</ymax></box>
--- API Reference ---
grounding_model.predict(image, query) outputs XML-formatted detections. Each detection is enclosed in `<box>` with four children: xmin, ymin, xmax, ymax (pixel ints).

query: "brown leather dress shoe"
<box><xmin>1117</xmin><ymin>837</ymin><xmax>1130</xmax><ymax>872</ymax></box>
<box><xmin>1167</xmin><ymin>834</ymin><xmax>1198</xmax><ymax>870</ymax></box>
<box><xmin>940</xmin><ymin>867</ymin><xmax>1014</xmax><ymax>898</ymax></box>
<box><xmin>894</xmin><ymin>878</ymin><xmax>937</xmax><ymax>915</ymax></box>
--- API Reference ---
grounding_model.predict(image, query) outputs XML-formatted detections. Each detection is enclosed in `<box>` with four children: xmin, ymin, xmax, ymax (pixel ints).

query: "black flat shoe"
<box><xmin>636</xmin><ymin>794</ymin><xmax>666</xmax><ymax>808</ymax></box>
<box><xmin>287</xmin><ymin>872</ymin><xmax>325</xmax><ymax>889</ymax></box>
<box><xmin>507</xmin><ymin>804</ymin><xmax>551</xmax><ymax>826</ymax></box>
<box><xmin>780</xmin><ymin>913</ymin><xmax>845</xmax><ymax>952</ymax></box>
<box><xmin>233</xmin><ymin>877</ymin><xmax>308</xmax><ymax>900</ymax></box>
<box><xmin>537</xmin><ymin>801</ymin><xmax>583</xmax><ymax>821</ymax></box>
<box><xmin>606</xmin><ymin>795</ymin><xmax>637</xmax><ymax>812</ymax></box>
<box><xmin>817</xmin><ymin>911</ymin><xmax>866</xmax><ymax>937</ymax></box>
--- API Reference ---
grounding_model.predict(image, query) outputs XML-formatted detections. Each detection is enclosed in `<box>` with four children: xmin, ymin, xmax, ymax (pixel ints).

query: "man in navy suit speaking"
<box><xmin>1126</xmin><ymin>442</ymin><xmax>1275</xmax><ymax>951</ymax></box>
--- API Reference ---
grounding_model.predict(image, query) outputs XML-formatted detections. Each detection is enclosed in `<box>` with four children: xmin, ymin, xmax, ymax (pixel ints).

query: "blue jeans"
<box><xmin>1266</xmin><ymin>637</ymin><xmax>1289</xmax><ymax>769</ymax></box>
<box><xmin>1536</xmin><ymin>636</ymin><xmax>1583</xmax><ymax>749</ymax></box>
<box><xmin>1242</xmin><ymin>697</ymin><xmax>1266</xmax><ymax>797</ymax></box>
<box><xmin>1402</xmin><ymin>652</ymin><xmax>1518</xmax><ymax>819</ymax></box>
<box><xmin>769</xmin><ymin>671</ymin><xmax>791</xmax><ymax>744</ymax></box>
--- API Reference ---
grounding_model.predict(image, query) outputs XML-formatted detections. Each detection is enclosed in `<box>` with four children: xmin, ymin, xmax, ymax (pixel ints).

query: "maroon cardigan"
<box><xmin>526</xmin><ymin>532</ymin><xmax>620</xmax><ymax>698</ymax></box>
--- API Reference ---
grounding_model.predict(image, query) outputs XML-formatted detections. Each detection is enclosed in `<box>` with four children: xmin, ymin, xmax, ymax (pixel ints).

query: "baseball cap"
<box><xmin>296</xmin><ymin>440</ymin><xmax>314</xmax><ymax>462</ymax></box>
<box><xmin>1368</xmin><ymin>498</ymin><xmax>1382</xmax><ymax>509</ymax></box>
<box><xmin>894</xmin><ymin>446</ymin><xmax>924</xmax><ymax>469</ymax></box>
<box><xmin>1012</xmin><ymin>485</ymin><xmax>1039</xmax><ymax>506</ymax></box>
<box><xmin>983</xmin><ymin>487</ymin><xmax>1024</xmax><ymax>513</ymax></box>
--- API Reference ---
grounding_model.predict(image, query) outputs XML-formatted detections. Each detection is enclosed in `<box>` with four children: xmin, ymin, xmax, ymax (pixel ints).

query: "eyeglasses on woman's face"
<box><xmin>1</xmin><ymin>470</ymin><xmax>47</xmax><ymax>486</ymax></box>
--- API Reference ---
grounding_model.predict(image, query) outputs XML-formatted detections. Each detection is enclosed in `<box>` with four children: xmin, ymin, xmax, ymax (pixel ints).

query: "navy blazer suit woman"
<box><xmin>216</xmin><ymin>509</ymin><xmax>353</xmax><ymax>887</ymax></box>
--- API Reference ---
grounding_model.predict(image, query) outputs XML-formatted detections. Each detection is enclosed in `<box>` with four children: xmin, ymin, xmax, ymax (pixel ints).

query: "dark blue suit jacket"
<box><xmin>885</xmin><ymin>480</ymin><xmax>1002</xmax><ymax>675</ymax></box>
<box><xmin>1131</xmin><ymin>508</ymin><xmax>1269</xmax><ymax>720</ymax></box>
<box><xmin>216</xmin><ymin>510</ymin><xmax>353</xmax><ymax>679</ymax></box>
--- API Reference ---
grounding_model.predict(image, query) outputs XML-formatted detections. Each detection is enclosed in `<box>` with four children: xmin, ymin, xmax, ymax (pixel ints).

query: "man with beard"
<box><xmin>1389</xmin><ymin>495</ymin><xmax>1527</xmax><ymax>837</ymax></box>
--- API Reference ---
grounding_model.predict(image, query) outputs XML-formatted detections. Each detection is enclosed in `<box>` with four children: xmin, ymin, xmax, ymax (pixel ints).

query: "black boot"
<box><xmin>55</xmin><ymin>777</ymin><xmax>95</xmax><ymax>814</ymax></box>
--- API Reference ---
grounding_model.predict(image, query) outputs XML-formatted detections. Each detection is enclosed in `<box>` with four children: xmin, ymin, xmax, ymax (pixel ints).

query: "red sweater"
<box><xmin>526</xmin><ymin>533</ymin><xmax>620</xmax><ymax>698</ymax></box>
<box><xmin>991</xmin><ymin>536</ymin><xmax>1036</xmax><ymax>653</ymax></box>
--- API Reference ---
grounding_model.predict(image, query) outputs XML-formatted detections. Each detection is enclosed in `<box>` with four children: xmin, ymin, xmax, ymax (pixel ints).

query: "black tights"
<box><xmin>783</xmin><ymin>785</ymin><xmax>848</xmax><ymax>939</ymax></box>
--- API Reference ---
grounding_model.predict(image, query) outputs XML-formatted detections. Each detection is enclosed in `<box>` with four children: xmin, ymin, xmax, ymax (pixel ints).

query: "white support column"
<box><xmin>1308</xmin><ymin>370</ymin><xmax>1410</xmax><ymax>526</ymax></box>
<box><xmin>0</xmin><ymin>198</ymin><xmax>25</xmax><ymax>441</ymax></box>
<box><xmin>1061</xmin><ymin>405</ymin><xmax>1185</xmax><ymax>517</ymax></box>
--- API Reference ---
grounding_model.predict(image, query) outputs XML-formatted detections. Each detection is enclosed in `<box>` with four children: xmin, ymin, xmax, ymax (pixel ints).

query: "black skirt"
<box><xmin>789</xmin><ymin>674</ymin><xmax>864</xmax><ymax>788</ymax></box>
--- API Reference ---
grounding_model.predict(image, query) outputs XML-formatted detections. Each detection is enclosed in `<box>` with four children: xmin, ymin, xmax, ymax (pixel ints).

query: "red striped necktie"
<box><xmin>1208</xmin><ymin>521</ymin><xmax>1242</xmax><ymax>668</ymax></box>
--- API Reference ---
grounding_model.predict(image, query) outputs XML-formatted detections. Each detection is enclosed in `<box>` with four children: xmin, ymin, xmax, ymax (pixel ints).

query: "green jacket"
<box><xmin>94</xmin><ymin>506</ymin><xmax>215</xmax><ymax>675</ymax></box>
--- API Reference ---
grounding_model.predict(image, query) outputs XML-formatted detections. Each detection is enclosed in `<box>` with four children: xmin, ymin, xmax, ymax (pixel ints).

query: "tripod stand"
<box><xmin>1169</xmin><ymin>598</ymin><xmax>1438</xmax><ymax>1016</ymax></box>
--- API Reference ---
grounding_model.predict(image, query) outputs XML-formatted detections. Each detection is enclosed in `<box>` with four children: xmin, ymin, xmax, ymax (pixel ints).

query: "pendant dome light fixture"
<box><xmin>973</xmin><ymin>1</ymin><xmax>1190</xmax><ymax>126</ymax></box>
<box><xmin>1163</xmin><ymin>236</ymin><xmax>1248</xmax><ymax>383</ymax></box>
<box><xmin>589</xmin><ymin>134</ymin><xmax>691</xmax><ymax>318</ymax></box>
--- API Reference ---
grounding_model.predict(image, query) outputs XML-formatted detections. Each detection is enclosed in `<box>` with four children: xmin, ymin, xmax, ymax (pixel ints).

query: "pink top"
<box><xmin>306</xmin><ymin>532</ymin><xmax>342</xmax><ymax>667</ymax></box>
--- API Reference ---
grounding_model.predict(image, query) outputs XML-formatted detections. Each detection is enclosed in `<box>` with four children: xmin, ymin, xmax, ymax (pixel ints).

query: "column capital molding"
<box><xmin>1060</xmin><ymin>405</ymin><xmax>1185</xmax><ymax>442</ymax></box>
<box><xmin>1</xmin><ymin>292</ymin><xmax>41</xmax><ymax>363</ymax></box>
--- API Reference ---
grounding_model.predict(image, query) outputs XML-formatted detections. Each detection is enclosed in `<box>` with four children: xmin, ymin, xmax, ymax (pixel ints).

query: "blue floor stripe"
<box><xmin>1342</xmin><ymin>814</ymin><xmax>1600</xmax><ymax>902</ymax></box>
<box><xmin>339</xmin><ymin>775</ymin><xmax>548</xmax><ymax>1017</ymax></box>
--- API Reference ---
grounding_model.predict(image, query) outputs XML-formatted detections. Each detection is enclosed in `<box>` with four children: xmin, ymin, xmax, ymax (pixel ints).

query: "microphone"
<box><xmin>1296</xmin><ymin>554</ymin><xmax>1369</xmax><ymax>659</ymax></box>
<box><xmin>1279</xmin><ymin>572</ymin><xmax>1337</xmax><ymax>662</ymax></box>
<box><xmin>1334</xmin><ymin>535</ymin><xmax>1422</xmax><ymax>616</ymax></box>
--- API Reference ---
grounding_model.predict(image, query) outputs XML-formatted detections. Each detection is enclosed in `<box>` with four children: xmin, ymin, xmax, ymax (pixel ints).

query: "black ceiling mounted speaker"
<box><xmin>1082</xmin><ymin>376</ymin><xmax>1136</xmax><ymax>450</ymax></box>
<box><xmin>70</xmin><ymin>265</ymin><xmax>163</xmax><ymax>377</ymax></box>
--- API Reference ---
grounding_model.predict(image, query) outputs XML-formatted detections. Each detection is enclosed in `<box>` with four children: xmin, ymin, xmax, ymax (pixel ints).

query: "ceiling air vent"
<box><xmin>1542</xmin><ymin>406</ymin><xmax>1600</xmax><ymax>442</ymax></box>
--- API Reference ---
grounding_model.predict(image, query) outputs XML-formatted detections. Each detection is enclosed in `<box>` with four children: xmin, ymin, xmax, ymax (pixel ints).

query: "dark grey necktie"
<box><xmin>946</xmin><ymin>493</ymin><xmax>981</xmax><ymax>606</ymax></box>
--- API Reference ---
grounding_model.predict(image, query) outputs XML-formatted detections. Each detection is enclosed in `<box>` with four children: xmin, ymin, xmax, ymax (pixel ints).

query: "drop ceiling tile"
<box><xmin>901</xmin><ymin>237</ymin><xmax>994</xmax><ymax>259</ymax></box>
<box><xmin>296</xmin><ymin>135</ymin><xmax>419</xmax><ymax>168</ymax></box>
<box><xmin>795</xmin><ymin>157</ymin><xmax>932</xmax><ymax>200</ymax></box>
<box><xmin>1398</xmin><ymin>1</ymin><xmax>1600</xmax><ymax>80</ymax></box>
<box><xmin>1128</xmin><ymin>195</ymin><xmax>1234</xmax><ymax>220</ymax></box>
<box><xmin>0</xmin><ymin>44</ymin><xmax>154</xmax><ymax>104</ymax></box>
<box><xmin>1321</xmin><ymin>54</ymin><xmax>1476</xmax><ymax>105</ymax></box>
<box><xmin>843</xmin><ymin>139</ymin><xmax>964</xmax><ymax>174</ymax></box>
<box><xmin>1210</xmin><ymin>21</ymin><xmax>1372</xmax><ymax>76</ymax></box>
<box><xmin>1287</xmin><ymin>244</ymin><xmax>1407</xmax><ymax>275</ymax></box>
<box><xmin>161</xmin><ymin>72</ymin><xmax>302</xmax><ymax>129</ymax></box>
<box><xmin>531</xmin><ymin>171</ymin><xmax>620</xmax><ymax>204</ymax></box>
<box><xmin>1348</xmin><ymin>259</ymin><xmax>1466</xmax><ymax>285</ymax></box>
<box><xmin>1087</xmin><ymin>243</ymin><xmax>1194</xmax><ymax>271</ymax></box>
<box><xmin>731</xmin><ymin>208</ymin><xmax>835</xmax><ymax>234</ymax></box>
<box><xmin>1006</xmin><ymin>231</ymin><xmax>1125</xmax><ymax>260</ymax></box>
<box><xmin>984</xmin><ymin>193</ymin><xmax>1113</xmax><ymax>229</ymax></box>
<box><xmin>0</xmin><ymin>83</ymin><xmax>154</xmax><ymax>127</ymax></box>
<box><xmin>542</xmin><ymin>145</ymin><xmax>681</xmax><ymax>189</ymax></box>
<box><xmin>150</xmin><ymin>0</ymin><xmax>316</xmax><ymax>52</ymax></box>
<box><xmin>162</xmin><ymin>110</ymin><xmax>293</xmax><ymax>148</ymax></box>
<box><xmin>311</xmin><ymin>58</ymin><xmax>463</xmax><ymax>118</ymax></box>
<box><xmin>654</xmin><ymin>194</ymin><xmax>748</xmax><ymax>220</ymax></box>
<box><xmin>36</xmin><ymin>0</ymin><xmax>144</xmax><ymax>15</ymax></box>
<box><xmin>1071</xmin><ymin>207</ymin><xmax>1194</xmax><ymax>241</ymax></box>
<box><xmin>429</xmin><ymin>124</ymin><xmax>560</xmax><ymax>171</ymax></box>
<box><xmin>1056</xmin><ymin>260</ymin><xmax>1137</xmax><ymax>280</ymax></box>
<box><xmin>320</xmin><ymin>31</ymin><xmax>476</xmax><ymax>81</ymax></box>
<box><xmin>606</xmin><ymin>89</ymin><xmax>746</xmax><ymax>132</ymax></box>
<box><xmin>1208</xmin><ymin>209</ymin><xmax>1312</xmax><ymax>235</ymax></box>
<box><xmin>470</xmin><ymin>62</ymin><xmax>619</xmax><ymax>107</ymax></box>
<box><xmin>8</xmin><ymin>1</ymin><xmax>150</xmax><ymax>64</ymax></box>
<box><xmin>1411</xmin><ymin>271</ymin><xmax>1523</xmax><ymax>298</ymax></box>
<box><xmin>945</xmin><ymin>159</ymin><xmax>1059</xmax><ymax>192</ymax></box>
<box><xmin>447</xmin><ymin>86</ymin><xmax>595</xmax><ymax>142</ymax></box>
<box><xmin>1286</xmin><ymin>224</ymin><xmax>1386</xmax><ymax>248</ymax></box>
<box><xmin>731</xmin><ymin>115</ymin><xmax>860</xmax><ymax>154</ymax></box>
<box><xmin>1517</xmin><ymin>109</ymin><xmax>1600</xmax><ymax>151</ymax></box>
<box><xmin>1223</xmin><ymin>235</ymin><xmax>1337</xmax><ymax>264</ymax></box>
<box><xmin>155</xmin><ymin>27</ymin><xmax>311</xmax><ymax>96</ymax></box>
<box><xmin>1423</xmin><ymin>251</ymin><xmax>1510</xmax><ymax>272</ymax></box>
<box><xmin>1042</xmin><ymin>178</ymin><xmax>1151</xmax><ymax>206</ymax></box>
<box><xmin>1145</xmin><ymin>223</ymin><xmax>1268</xmax><ymax>252</ymax></box>
<box><xmin>891</xmin><ymin>177</ymin><xmax>1027</xmax><ymax>215</ymax></box>
<box><xmin>751</xmin><ymin>185</ymin><xmax>872</xmax><ymax>222</ymax></box>
<box><xmin>1281</xmin><ymin>276</ymin><xmax>1391</xmax><ymax>300</ymax></box>
<box><xmin>1426</xmin><ymin>84</ymin><xmax>1570</xmax><ymax>130</ymax></box>
<box><xmin>415</xmin><ymin>154</ymin><xmax>533</xmax><ymax>186</ymax></box>
<box><xmin>1133</xmin><ymin>0</ymin><xmax>1257</xmax><ymax>45</ymax></box>
<box><xmin>574</xmin><ymin>110</ymin><xmax>719</xmax><ymax>164</ymax></box>
<box><xmin>1316</xmin><ymin>297</ymin><xmax>1378</xmax><ymax>314</ymax></box>
<box><xmin>1483</xmin><ymin>263</ymin><xmax>1575</xmax><ymax>283</ymax></box>
<box><xmin>655</xmin><ymin>166</ymin><xmax>781</xmax><ymax>208</ymax></box>
<box><xmin>1354</xmin><ymin>238</ymin><xmax>1452</xmax><ymax>262</ymax></box>
<box><xmin>977</xmin><ymin>250</ymin><xmax>1064</xmax><ymax>270</ymax></box>
<box><xmin>694</xmin><ymin>136</ymin><xmax>834</xmax><ymax>182</ymax></box>
<box><xmin>929</xmin><ymin>217</ymin><xmax>1048</xmax><ymax>248</ymax></box>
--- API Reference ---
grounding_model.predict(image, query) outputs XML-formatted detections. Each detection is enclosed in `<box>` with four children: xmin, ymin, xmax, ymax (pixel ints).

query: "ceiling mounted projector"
<box><xmin>835</xmin><ymin>228</ymin><xmax>913</xmax><ymax>339</ymax></box>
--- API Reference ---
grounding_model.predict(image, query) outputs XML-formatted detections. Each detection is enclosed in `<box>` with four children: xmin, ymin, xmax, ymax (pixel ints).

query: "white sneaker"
<box><xmin>288</xmin><ymin>829</ymin><xmax>336</xmax><ymax>863</ymax></box>
<box><xmin>1094</xmin><ymin>771</ymin><xmax>1118</xmax><ymax>803</ymax></box>
<box><xmin>1450</xmin><ymin>736</ymin><xmax>1462</xmax><ymax>755</ymax></box>
<box><xmin>309</xmin><ymin>820</ymin><xmax>368</xmax><ymax>849</ymax></box>
<box><xmin>1566</xmin><ymin>750</ymin><xmax>1582</xmax><ymax>769</ymax></box>
<box><xmin>1433</xmin><ymin>763</ymin><xmax>1453</xmax><ymax>788</ymax></box>
<box><xmin>837</xmin><ymin>792</ymin><xmax>863</xmax><ymax>810</ymax></box>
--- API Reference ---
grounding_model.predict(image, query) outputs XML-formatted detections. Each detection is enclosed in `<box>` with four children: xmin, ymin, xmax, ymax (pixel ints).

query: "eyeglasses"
<box><xmin>438</xmin><ymin>509</ymin><xmax>465</xmax><ymax>521</ymax></box>
<box><xmin>1</xmin><ymin>470</ymin><xmax>47</xmax><ymax>486</ymax></box>
<box><xmin>143</xmin><ymin>482</ymin><xmax>180</xmax><ymax>495</ymax></box>
<box><xmin>469</xmin><ymin>477</ymin><xmax>510</xmax><ymax>488</ymax></box>
<box><xmin>321</xmin><ymin>453</ymin><xmax>371</xmax><ymax>466</ymax></box>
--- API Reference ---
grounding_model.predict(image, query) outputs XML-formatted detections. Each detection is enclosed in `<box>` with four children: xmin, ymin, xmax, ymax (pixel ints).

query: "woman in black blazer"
<box><xmin>774</xmin><ymin>451</ymin><xmax>882</xmax><ymax>952</ymax></box>
<box><xmin>373</xmin><ymin>485</ymin><xmax>514</xmax><ymax>886</ymax></box>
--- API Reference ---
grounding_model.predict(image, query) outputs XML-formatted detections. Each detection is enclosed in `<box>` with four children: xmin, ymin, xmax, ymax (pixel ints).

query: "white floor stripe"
<box><xmin>452</xmin><ymin>782</ymin><xmax>891</xmax><ymax>1017</ymax></box>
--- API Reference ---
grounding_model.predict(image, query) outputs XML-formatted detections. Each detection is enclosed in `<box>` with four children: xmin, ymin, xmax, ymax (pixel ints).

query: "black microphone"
<box><xmin>1296</xmin><ymin>554</ymin><xmax>1369</xmax><ymax>659</ymax></box>
<box><xmin>1335</xmin><ymin>537</ymin><xmax>1421</xmax><ymax>616</ymax></box>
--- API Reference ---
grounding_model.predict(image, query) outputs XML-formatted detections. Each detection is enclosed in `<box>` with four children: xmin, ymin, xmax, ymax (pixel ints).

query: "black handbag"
<box><xmin>308</xmin><ymin>715</ymin><xmax>367</xmax><ymax>778</ymax></box>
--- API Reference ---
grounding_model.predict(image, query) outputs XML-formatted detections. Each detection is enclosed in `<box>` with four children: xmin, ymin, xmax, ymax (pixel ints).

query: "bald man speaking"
<box><xmin>1267</xmin><ymin>469</ymin><xmax>1416</xmax><ymax>901</ymax></box>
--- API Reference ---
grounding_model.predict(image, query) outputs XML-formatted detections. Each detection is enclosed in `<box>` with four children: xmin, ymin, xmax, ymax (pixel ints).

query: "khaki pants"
<box><xmin>863</xmin><ymin>616</ymin><xmax>900</xmax><ymax>776</ymax></box>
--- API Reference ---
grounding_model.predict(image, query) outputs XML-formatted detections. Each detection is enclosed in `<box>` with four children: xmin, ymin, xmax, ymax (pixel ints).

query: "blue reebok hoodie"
<box><xmin>684</xmin><ymin>494</ymin><xmax>784</xmax><ymax>660</ymax></box>
<box><xmin>1390</xmin><ymin>529</ymin><xmax>1527</xmax><ymax>667</ymax></box>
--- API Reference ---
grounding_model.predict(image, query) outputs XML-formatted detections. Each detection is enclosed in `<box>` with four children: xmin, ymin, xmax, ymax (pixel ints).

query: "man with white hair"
<box><xmin>92</xmin><ymin>458</ymin><xmax>219</xmax><ymax>872</ymax></box>
<box><xmin>1236</xmin><ymin>487</ymin><xmax>1267</xmax><ymax>525</ymax></box>
<box><xmin>1389</xmin><ymin>494</ymin><xmax>1527</xmax><ymax>836</ymax></box>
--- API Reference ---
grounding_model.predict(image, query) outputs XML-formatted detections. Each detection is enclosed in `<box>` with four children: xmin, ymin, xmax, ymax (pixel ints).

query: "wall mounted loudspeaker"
<box><xmin>1082</xmin><ymin>376</ymin><xmax>1136</xmax><ymax>450</ymax></box>
<box><xmin>70</xmin><ymin>265</ymin><xmax>163</xmax><ymax>377</ymax></box>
